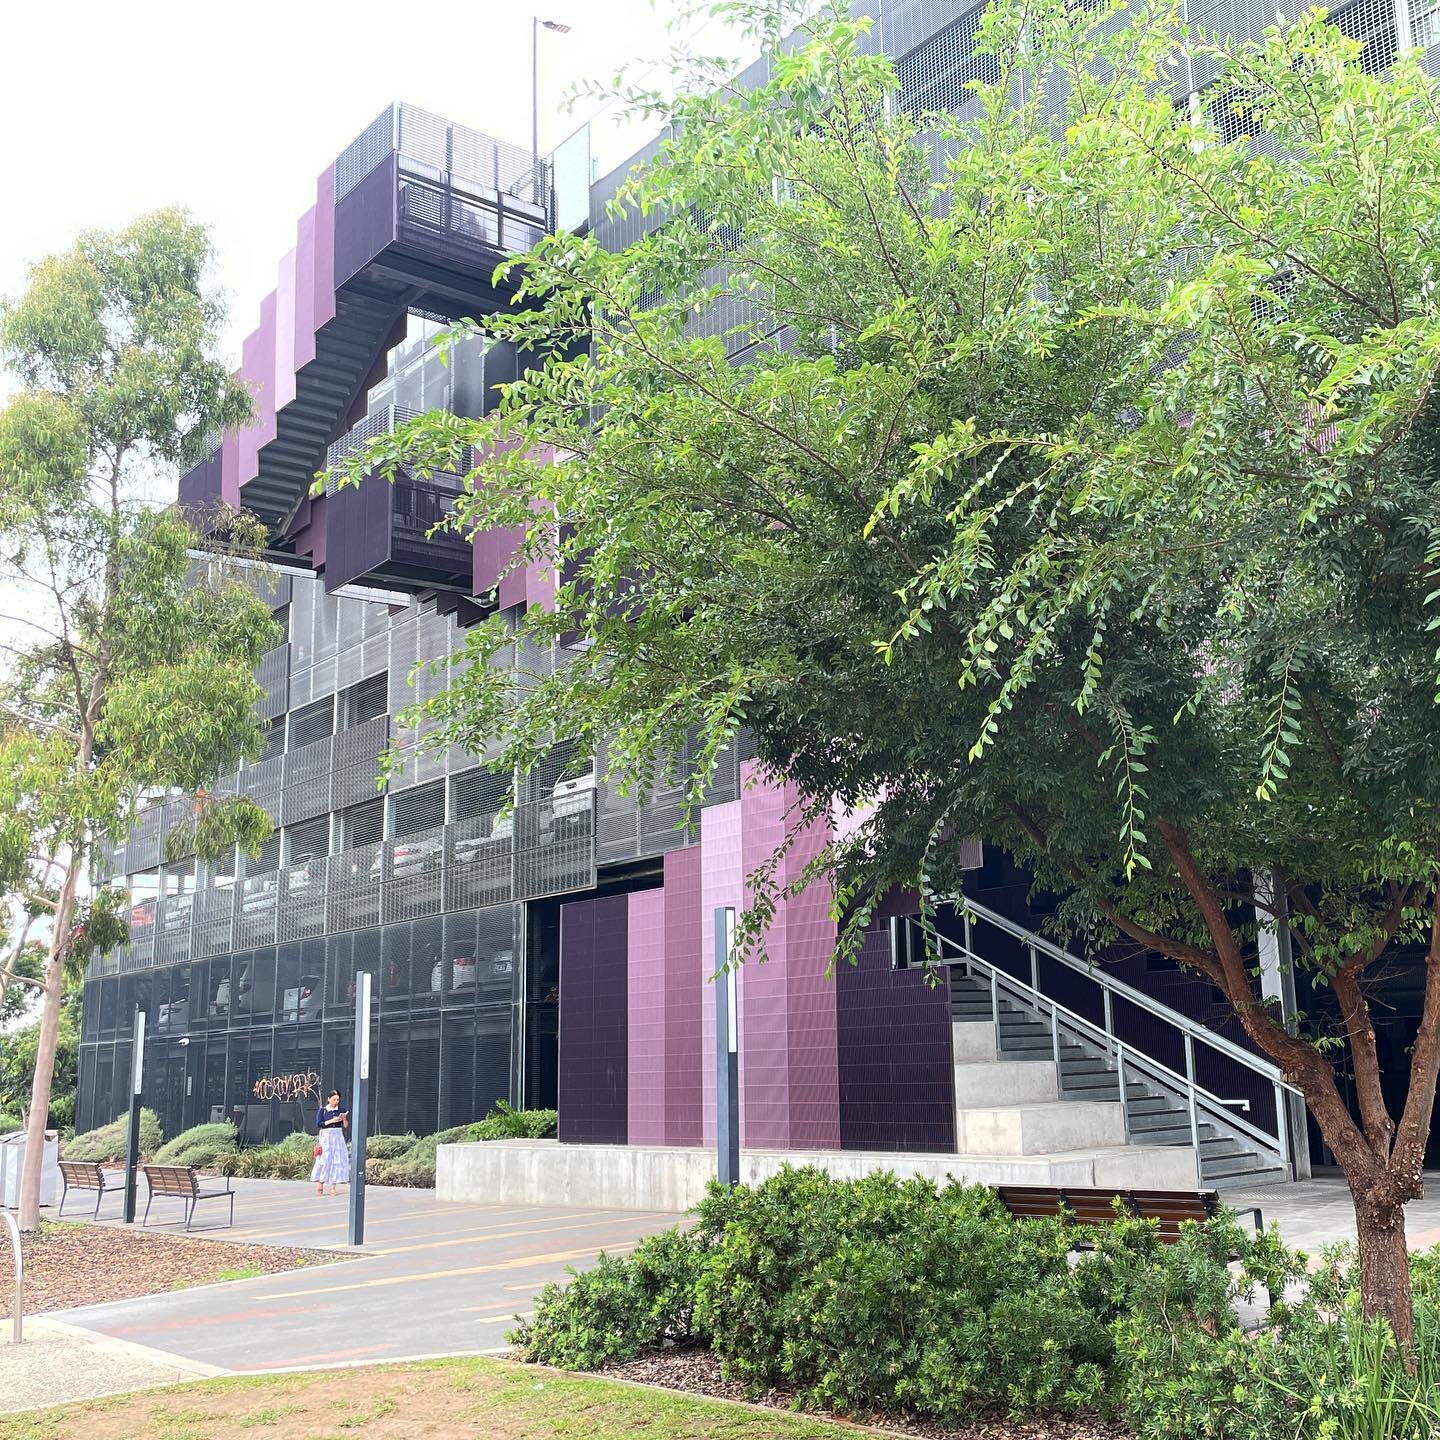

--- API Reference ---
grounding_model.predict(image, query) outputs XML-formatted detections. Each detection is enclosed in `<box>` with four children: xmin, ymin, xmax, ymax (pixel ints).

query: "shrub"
<box><xmin>0</xmin><ymin>1112</ymin><xmax>20</xmax><ymax>1136</ymax></box>
<box><xmin>365</xmin><ymin>1132</ymin><xmax>416</xmax><ymax>1161</ymax></box>
<box><xmin>274</xmin><ymin>1128</ymin><xmax>320</xmax><ymax>1157</ymax></box>
<box><xmin>154</xmin><ymin>1121</ymin><xmax>238</xmax><ymax>1168</ymax></box>
<box><xmin>466</xmin><ymin>1102</ymin><xmax>557</xmax><ymax>1141</ymax></box>
<box><xmin>231</xmin><ymin>1144</ymin><xmax>312</xmax><ymax>1180</ymax></box>
<box><xmin>62</xmin><ymin>1109</ymin><xmax>163</xmax><ymax>1162</ymax></box>
<box><xmin>366</xmin><ymin>1158</ymin><xmax>435</xmax><ymax>1188</ymax></box>
<box><xmin>512</xmin><ymin>1225</ymin><xmax>710</xmax><ymax>1369</ymax></box>
<box><xmin>693</xmin><ymin>1168</ymin><xmax>1118</xmax><ymax>1421</ymax></box>
<box><xmin>400</xmin><ymin>1124</ymin><xmax>470</xmax><ymax>1168</ymax></box>
<box><xmin>47</xmin><ymin>1092</ymin><xmax>75</xmax><ymax>1130</ymax></box>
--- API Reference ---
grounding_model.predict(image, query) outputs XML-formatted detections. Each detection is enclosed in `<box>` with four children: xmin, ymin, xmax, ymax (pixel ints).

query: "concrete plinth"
<box><xmin>436</xmin><ymin>1138</ymin><xmax>1200</xmax><ymax>1212</ymax></box>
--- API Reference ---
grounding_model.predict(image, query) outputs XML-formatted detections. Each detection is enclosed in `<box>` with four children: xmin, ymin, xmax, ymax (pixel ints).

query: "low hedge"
<box><xmin>153</xmin><ymin>1121</ymin><xmax>238</xmax><ymax>1168</ymax></box>
<box><xmin>510</xmin><ymin>1166</ymin><xmax>1440</xmax><ymax>1439</ymax></box>
<box><xmin>62</xmin><ymin>1109</ymin><xmax>163</xmax><ymax>1163</ymax></box>
<box><xmin>205</xmin><ymin>1105</ymin><xmax>560</xmax><ymax>1187</ymax></box>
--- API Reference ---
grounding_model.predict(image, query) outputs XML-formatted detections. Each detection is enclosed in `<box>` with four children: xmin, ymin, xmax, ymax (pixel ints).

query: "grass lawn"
<box><xmin>0</xmin><ymin>1356</ymin><xmax>877</xmax><ymax>1440</ymax></box>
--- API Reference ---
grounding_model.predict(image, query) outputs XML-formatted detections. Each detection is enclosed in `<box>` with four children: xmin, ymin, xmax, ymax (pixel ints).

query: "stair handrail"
<box><xmin>946</xmin><ymin>896</ymin><xmax>1298</xmax><ymax>1087</ymax></box>
<box><xmin>934</xmin><ymin>929</ymin><xmax>1295</xmax><ymax>1165</ymax></box>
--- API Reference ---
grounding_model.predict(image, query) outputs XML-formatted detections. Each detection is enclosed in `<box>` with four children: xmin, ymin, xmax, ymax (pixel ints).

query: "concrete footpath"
<box><xmin>10</xmin><ymin>1172</ymin><xmax>1440</xmax><ymax>1414</ymax></box>
<box><xmin>0</xmin><ymin>1178</ymin><xmax>678</xmax><ymax>1409</ymax></box>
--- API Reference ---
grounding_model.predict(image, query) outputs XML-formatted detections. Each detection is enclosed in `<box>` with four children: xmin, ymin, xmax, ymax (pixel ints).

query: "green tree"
<box><xmin>0</xmin><ymin>209</ymin><xmax>280</xmax><ymax>1228</ymax></box>
<box><xmin>353</xmin><ymin>0</ymin><xmax>1440</xmax><ymax>1342</ymax></box>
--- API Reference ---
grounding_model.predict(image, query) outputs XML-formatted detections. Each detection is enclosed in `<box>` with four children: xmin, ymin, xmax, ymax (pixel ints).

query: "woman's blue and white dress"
<box><xmin>310</xmin><ymin>1108</ymin><xmax>351</xmax><ymax>1186</ymax></box>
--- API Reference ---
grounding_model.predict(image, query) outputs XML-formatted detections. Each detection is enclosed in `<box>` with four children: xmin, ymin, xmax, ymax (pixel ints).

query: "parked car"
<box><xmin>430</xmin><ymin>949</ymin><xmax>512</xmax><ymax>992</ymax></box>
<box><xmin>551</xmin><ymin>772</ymin><xmax>595</xmax><ymax>825</ymax></box>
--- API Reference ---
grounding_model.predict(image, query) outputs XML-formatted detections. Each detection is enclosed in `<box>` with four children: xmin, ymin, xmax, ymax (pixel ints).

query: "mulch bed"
<box><xmin>0</xmin><ymin>1220</ymin><xmax>335</xmax><ymax>1318</ymax></box>
<box><xmin>605</xmin><ymin>1349</ymin><xmax>1130</xmax><ymax>1440</ymax></box>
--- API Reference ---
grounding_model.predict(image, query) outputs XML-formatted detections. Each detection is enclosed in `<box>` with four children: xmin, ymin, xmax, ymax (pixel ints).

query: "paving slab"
<box><xmin>0</xmin><ymin>1317</ymin><xmax>221</xmax><ymax>1413</ymax></box>
<box><xmin>1221</xmin><ymin>1171</ymin><xmax>1440</xmax><ymax>1254</ymax></box>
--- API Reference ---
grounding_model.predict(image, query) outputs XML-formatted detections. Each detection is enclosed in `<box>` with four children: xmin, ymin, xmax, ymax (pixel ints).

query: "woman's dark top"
<box><xmin>316</xmin><ymin>1106</ymin><xmax>346</xmax><ymax>1130</ymax></box>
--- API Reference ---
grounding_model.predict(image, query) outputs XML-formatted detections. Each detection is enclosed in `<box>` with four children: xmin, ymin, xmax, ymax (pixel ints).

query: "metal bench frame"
<box><xmin>57</xmin><ymin>1159</ymin><xmax>122</xmax><ymax>1220</ymax></box>
<box><xmin>141</xmin><ymin>1163</ymin><xmax>235</xmax><ymax>1231</ymax></box>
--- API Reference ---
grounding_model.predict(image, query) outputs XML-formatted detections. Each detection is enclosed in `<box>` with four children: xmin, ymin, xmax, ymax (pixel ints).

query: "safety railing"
<box><xmin>2</xmin><ymin>1208</ymin><xmax>22</xmax><ymax>1343</ymax></box>
<box><xmin>913</xmin><ymin>902</ymin><xmax>1304</xmax><ymax>1179</ymax></box>
<box><xmin>88</xmin><ymin>793</ymin><xmax>596</xmax><ymax>980</ymax></box>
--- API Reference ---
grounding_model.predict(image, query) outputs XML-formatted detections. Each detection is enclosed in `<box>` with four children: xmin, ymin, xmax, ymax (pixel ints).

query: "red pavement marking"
<box><xmin>101</xmin><ymin>1304</ymin><xmax>312</xmax><ymax>1336</ymax></box>
<box><xmin>1409</xmin><ymin>1226</ymin><xmax>1440</xmax><ymax>1248</ymax></box>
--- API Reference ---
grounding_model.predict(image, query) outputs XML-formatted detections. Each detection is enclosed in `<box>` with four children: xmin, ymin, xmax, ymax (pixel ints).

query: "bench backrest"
<box><xmin>998</xmin><ymin>1184</ymin><xmax>1221</xmax><ymax>1242</ymax></box>
<box><xmin>59</xmin><ymin>1159</ymin><xmax>104</xmax><ymax>1189</ymax></box>
<box><xmin>142</xmin><ymin>1163</ymin><xmax>198</xmax><ymax>1198</ymax></box>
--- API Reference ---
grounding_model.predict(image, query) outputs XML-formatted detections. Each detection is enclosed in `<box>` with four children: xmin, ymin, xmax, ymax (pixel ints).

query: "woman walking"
<box><xmin>312</xmin><ymin>1088</ymin><xmax>350</xmax><ymax>1197</ymax></box>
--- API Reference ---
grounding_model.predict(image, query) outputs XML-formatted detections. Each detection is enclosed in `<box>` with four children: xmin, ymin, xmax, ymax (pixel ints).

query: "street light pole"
<box><xmin>531</xmin><ymin>16</ymin><xmax>572</xmax><ymax>200</ymax></box>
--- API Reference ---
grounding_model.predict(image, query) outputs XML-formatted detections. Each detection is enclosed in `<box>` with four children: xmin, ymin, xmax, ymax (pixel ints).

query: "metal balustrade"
<box><xmin>914</xmin><ymin>901</ymin><xmax>1304</xmax><ymax>1181</ymax></box>
<box><xmin>92</xmin><ymin>795</ymin><xmax>595</xmax><ymax>977</ymax></box>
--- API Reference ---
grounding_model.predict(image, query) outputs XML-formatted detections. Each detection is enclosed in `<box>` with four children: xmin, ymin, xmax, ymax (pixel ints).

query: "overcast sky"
<box><xmin>1</xmin><ymin>0</ymin><xmax>748</xmax><ymax>364</ymax></box>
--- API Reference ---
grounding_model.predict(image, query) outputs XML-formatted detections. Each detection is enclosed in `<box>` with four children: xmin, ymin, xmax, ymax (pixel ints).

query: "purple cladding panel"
<box><xmin>334</xmin><ymin>153</ymin><xmax>398</xmax><ymax>290</ymax></box>
<box><xmin>626</xmin><ymin>887</ymin><xmax>667</xmax><ymax>1144</ymax></box>
<box><xmin>739</xmin><ymin>776</ymin><xmax>791</xmax><ymax>1146</ymax></box>
<box><xmin>733</xmin><ymin>767</ymin><xmax>839</xmax><ymax>1149</ymax></box>
<box><xmin>313</xmin><ymin>165</ymin><xmax>337</xmax><ymax>335</ymax></box>
<box><xmin>699</xmin><ymin>799</ymin><xmax>743</xmax><ymax>1147</ymax></box>
<box><xmin>558</xmin><ymin>893</ymin><xmax>629</xmax><ymax>1144</ymax></box>
<box><xmin>836</xmin><ymin>928</ymin><xmax>955</xmax><ymax>1152</ymax></box>
<box><xmin>276</xmin><ymin>246</ymin><xmax>298</xmax><ymax>414</ymax></box>
<box><xmin>661</xmin><ymin>846</ymin><xmax>704</xmax><ymax>1145</ymax></box>
<box><xmin>782</xmin><ymin>794</ymin><xmax>841</xmax><ymax>1148</ymax></box>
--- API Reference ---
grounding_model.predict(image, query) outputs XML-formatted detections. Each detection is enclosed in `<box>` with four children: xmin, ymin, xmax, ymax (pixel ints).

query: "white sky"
<box><xmin>1</xmin><ymin>0</ymin><xmax>749</xmax><ymax>365</ymax></box>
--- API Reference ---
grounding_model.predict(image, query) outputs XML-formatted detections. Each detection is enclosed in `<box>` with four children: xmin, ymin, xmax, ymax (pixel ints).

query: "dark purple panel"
<box><xmin>334</xmin><ymin>153</ymin><xmax>398</xmax><ymax>289</ymax></box>
<box><xmin>324</xmin><ymin>479</ymin><xmax>393</xmax><ymax>591</ymax></box>
<box><xmin>836</xmin><ymin>928</ymin><xmax>954</xmax><ymax>1153</ymax></box>
<box><xmin>558</xmin><ymin>893</ymin><xmax>629</xmax><ymax>1144</ymax></box>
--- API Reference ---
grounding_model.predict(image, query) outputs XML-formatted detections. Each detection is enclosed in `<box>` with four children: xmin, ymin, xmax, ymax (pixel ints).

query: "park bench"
<box><xmin>141</xmin><ymin>1163</ymin><xmax>235</xmax><ymax>1232</ymax></box>
<box><xmin>57</xmin><ymin>1159</ymin><xmax>123</xmax><ymax>1220</ymax></box>
<box><xmin>996</xmin><ymin>1185</ymin><xmax>1264</xmax><ymax>1241</ymax></box>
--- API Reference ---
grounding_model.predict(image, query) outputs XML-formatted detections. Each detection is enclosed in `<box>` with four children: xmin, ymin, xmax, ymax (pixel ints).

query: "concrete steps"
<box><xmin>949</xmin><ymin>1017</ymin><xmax>1188</xmax><ymax>1181</ymax></box>
<box><xmin>950</xmin><ymin>971</ymin><xmax>1283</xmax><ymax>1187</ymax></box>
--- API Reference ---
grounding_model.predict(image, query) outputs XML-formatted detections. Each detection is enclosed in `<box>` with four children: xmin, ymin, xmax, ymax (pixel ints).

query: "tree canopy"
<box><xmin>0</xmin><ymin>208</ymin><xmax>281</xmax><ymax>1226</ymax></box>
<box><xmin>354</xmin><ymin>0</ymin><xmax>1440</xmax><ymax>1338</ymax></box>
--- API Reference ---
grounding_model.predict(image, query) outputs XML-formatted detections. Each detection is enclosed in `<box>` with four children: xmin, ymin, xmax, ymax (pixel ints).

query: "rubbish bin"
<box><xmin>0</xmin><ymin>1130</ymin><xmax>59</xmax><ymax>1209</ymax></box>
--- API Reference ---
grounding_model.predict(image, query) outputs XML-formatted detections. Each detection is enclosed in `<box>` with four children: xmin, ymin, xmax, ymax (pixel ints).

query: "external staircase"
<box><xmin>911</xmin><ymin>901</ymin><xmax>1303</xmax><ymax>1189</ymax></box>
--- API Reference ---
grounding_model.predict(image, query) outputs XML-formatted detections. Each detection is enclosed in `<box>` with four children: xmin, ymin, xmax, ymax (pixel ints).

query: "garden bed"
<box><xmin>0</xmin><ymin>1220</ymin><xmax>335</xmax><ymax>1318</ymax></box>
<box><xmin>606</xmin><ymin>1349</ymin><xmax>1128</xmax><ymax>1439</ymax></box>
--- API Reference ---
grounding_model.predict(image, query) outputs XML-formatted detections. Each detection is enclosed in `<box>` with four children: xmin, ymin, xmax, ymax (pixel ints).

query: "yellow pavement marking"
<box><xmin>255</xmin><ymin>1241</ymin><xmax>642</xmax><ymax>1299</ymax></box>
<box><xmin>372</xmin><ymin>1212</ymin><xmax>676</xmax><ymax>1256</ymax></box>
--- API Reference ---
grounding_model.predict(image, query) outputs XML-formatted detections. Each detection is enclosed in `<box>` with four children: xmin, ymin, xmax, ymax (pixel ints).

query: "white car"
<box><xmin>431</xmin><ymin>950</ymin><xmax>511</xmax><ymax>991</ymax></box>
<box><xmin>551</xmin><ymin>773</ymin><xmax>595</xmax><ymax>823</ymax></box>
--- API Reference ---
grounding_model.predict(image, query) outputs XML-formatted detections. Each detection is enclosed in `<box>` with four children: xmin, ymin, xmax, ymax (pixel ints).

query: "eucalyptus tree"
<box><xmin>0</xmin><ymin>210</ymin><xmax>280</xmax><ymax>1228</ymax></box>
<box><xmin>352</xmin><ymin>0</ymin><xmax>1440</xmax><ymax>1340</ymax></box>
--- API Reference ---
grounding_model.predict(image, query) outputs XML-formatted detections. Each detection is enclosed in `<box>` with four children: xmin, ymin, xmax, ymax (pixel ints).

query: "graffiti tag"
<box><xmin>252</xmin><ymin>1070</ymin><xmax>320</xmax><ymax>1102</ymax></box>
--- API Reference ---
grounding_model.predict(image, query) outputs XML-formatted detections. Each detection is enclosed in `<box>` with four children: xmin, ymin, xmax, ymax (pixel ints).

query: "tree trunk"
<box><xmin>18</xmin><ymin>859</ymin><xmax>80</xmax><ymax>1231</ymax></box>
<box><xmin>1354</xmin><ymin>1188</ymin><xmax>1415</xmax><ymax>1355</ymax></box>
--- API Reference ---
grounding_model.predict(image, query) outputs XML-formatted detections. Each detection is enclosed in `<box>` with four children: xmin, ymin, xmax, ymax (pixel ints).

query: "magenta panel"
<box><xmin>782</xmin><ymin>789</ymin><xmax>840</xmax><ymax>1148</ymax></box>
<box><xmin>699</xmin><ymin>799</ymin><xmax>743</xmax><ymax>1146</ymax></box>
<box><xmin>275</xmin><ymin>246</ymin><xmax>298</xmax><ymax>413</ymax></box>
<box><xmin>739</xmin><ymin>774</ymin><xmax>791</xmax><ymax>1147</ymax></box>
<box><xmin>294</xmin><ymin>205</ymin><xmax>318</xmax><ymax>374</ymax></box>
<box><xmin>662</xmin><ymin>846</ymin><xmax>704</xmax><ymax>1144</ymax></box>
<box><xmin>313</xmin><ymin>165</ymin><xmax>337</xmax><ymax>333</ymax></box>
<box><xmin>627</xmin><ymin>887</ymin><xmax>667</xmax><ymax>1144</ymax></box>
